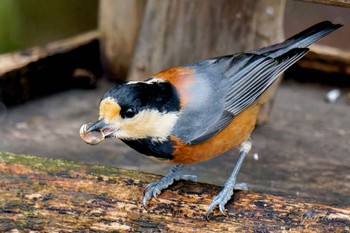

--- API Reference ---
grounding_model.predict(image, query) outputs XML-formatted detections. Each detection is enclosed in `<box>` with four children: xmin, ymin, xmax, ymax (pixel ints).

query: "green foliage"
<box><xmin>0</xmin><ymin>0</ymin><xmax>98</xmax><ymax>54</ymax></box>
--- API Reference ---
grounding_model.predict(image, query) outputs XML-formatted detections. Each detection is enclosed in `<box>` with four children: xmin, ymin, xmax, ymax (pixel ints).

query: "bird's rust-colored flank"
<box><xmin>154</xmin><ymin>67</ymin><xmax>195</xmax><ymax>108</ymax></box>
<box><xmin>170</xmin><ymin>103</ymin><xmax>260</xmax><ymax>164</ymax></box>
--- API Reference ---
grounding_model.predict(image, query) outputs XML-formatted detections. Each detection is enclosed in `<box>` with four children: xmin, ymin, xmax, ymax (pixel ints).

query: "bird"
<box><xmin>80</xmin><ymin>21</ymin><xmax>342</xmax><ymax>219</ymax></box>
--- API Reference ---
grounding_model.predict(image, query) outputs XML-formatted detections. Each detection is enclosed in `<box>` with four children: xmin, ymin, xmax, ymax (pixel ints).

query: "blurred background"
<box><xmin>0</xmin><ymin>0</ymin><xmax>98</xmax><ymax>54</ymax></box>
<box><xmin>1</xmin><ymin>0</ymin><xmax>350</xmax><ymax>53</ymax></box>
<box><xmin>0</xmin><ymin>0</ymin><xmax>349</xmax><ymax>208</ymax></box>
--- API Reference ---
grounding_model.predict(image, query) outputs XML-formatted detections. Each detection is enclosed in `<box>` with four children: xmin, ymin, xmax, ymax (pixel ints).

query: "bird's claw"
<box><xmin>206</xmin><ymin>182</ymin><xmax>248</xmax><ymax>220</ymax></box>
<box><xmin>143</xmin><ymin>171</ymin><xmax>197</xmax><ymax>209</ymax></box>
<box><xmin>144</xmin><ymin>181</ymin><xmax>157</xmax><ymax>193</ymax></box>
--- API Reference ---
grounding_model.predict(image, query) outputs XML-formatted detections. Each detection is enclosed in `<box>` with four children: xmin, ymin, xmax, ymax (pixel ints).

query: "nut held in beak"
<box><xmin>80</xmin><ymin>123</ymin><xmax>105</xmax><ymax>145</ymax></box>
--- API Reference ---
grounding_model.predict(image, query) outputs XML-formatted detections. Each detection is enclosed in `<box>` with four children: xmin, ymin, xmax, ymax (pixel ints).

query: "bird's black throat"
<box><xmin>121</xmin><ymin>137</ymin><xmax>175</xmax><ymax>161</ymax></box>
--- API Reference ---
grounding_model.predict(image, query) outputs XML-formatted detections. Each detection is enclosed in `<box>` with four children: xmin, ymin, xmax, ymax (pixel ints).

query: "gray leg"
<box><xmin>206</xmin><ymin>139</ymin><xmax>252</xmax><ymax>219</ymax></box>
<box><xmin>143</xmin><ymin>164</ymin><xmax>197</xmax><ymax>208</ymax></box>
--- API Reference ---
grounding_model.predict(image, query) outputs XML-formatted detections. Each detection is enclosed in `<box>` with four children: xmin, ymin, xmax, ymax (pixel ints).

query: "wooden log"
<box><xmin>99</xmin><ymin>0</ymin><xmax>146</xmax><ymax>80</ymax></box>
<box><xmin>0</xmin><ymin>152</ymin><xmax>349</xmax><ymax>232</ymax></box>
<box><xmin>0</xmin><ymin>31</ymin><xmax>102</xmax><ymax>106</ymax></box>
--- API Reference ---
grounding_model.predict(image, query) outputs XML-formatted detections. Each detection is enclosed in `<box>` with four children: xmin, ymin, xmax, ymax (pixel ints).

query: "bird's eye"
<box><xmin>124</xmin><ymin>107</ymin><xmax>137</xmax><ymax>118</ymax></box>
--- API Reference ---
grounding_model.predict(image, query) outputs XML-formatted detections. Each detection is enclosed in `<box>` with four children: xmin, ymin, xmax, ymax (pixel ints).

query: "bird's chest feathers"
<box><xmin>121</xmin><ymin>137</ymin><xmax>175</xmax><ymax>162</ymax></box>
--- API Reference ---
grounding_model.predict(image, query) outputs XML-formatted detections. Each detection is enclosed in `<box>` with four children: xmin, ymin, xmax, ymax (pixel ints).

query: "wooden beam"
<box><xmin>284</xmin><ymin>44</ymin><xmax>350</xmax><ymax>86</ymax></box>
<box><xmin>299</xmin><ymin>0</ymin><xmax>350</xmax><ymax>8</ymax></box>
<box><xmin>0</xmin><ymin>31</ymin><xmax>102</xmax><ymax>106</ymax></box>
<box><xmin>299</xmin><ymin>44</ymin><xmax>350</xmax><ymax>75</ymax></box>
<box><xmin>0</xmin><ymin>152</ymin><xmax>349</xmax><ymax>232</ymax></box>
<box><xmin>0</xmin><ymin>31</ymin><xmax>100</xmax><ymax>75</ymax></box>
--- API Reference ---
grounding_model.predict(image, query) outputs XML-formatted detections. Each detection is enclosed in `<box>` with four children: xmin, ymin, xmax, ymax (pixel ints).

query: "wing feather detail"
<box><xmin>188</xmin><ymin>48</ymin><xmax>308</xmax><ymax>144</ymax></box>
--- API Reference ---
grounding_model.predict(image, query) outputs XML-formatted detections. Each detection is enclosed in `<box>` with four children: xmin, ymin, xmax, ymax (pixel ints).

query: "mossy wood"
<box><xmin>0</xmin><ymin>152</ymin><xmax>349</xmax><ymax>232</ymax></box>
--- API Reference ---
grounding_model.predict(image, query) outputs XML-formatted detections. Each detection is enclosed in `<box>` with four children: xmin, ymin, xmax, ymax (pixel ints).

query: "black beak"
<box><xmin>86</xmin><ymin>119</ymin><xmax>106</xmax><ymax>133</ymax></box>
<box><xmin>84</xmin><ymin>119</ymin><xmax>116</xmax><ymax>139</ymax></box>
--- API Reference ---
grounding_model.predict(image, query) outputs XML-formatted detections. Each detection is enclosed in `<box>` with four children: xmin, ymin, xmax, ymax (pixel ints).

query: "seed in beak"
<box><xmin>80</xmin><ymin>123</ymin><xmax>105</xmax><ymax>145</ymax></box>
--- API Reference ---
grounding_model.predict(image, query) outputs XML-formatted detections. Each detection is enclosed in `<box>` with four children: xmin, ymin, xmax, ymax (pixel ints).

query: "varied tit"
<box><xmin>80</xmin><ymin>21</ymin><xmax>341</xmax><ymax>219</ymax></box>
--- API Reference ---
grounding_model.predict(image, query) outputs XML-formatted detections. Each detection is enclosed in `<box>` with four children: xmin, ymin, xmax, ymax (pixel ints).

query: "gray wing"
<box><xmin>224</xmin><ymin>49</ymin><xmax>308</xmax><ymax>116</ymax></box>
<box><xmin>188</xmin><ymin>48</ymin><xmax>308</xmax><ymax>144</ymax></box>
<box><xmin>253</xmin><ymin>21</ymin><xmax>341</xmax><ymax>58</ymax></box>
<box><xmin>176</xmin><ymin>21</ymin><xmax>341</xmax><ymax>145</ymax></box>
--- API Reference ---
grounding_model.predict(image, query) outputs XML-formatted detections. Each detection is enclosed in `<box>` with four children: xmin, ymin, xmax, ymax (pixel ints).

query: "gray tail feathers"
<box><xmin>253</xmin><ymin>21</ymin><xmax>342</xmax><ymax>58</ymax></box>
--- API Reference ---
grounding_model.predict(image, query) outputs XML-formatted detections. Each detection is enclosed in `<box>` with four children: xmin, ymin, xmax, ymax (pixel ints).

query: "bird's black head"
<box><xmin>86</xmin><ymin>78</ymin><xmax>181</xmax><ymax>141</ymax></box>
<box><xmin>103</xmin><ymin>79</ymin><xmax>180</xmax><ymax>118</ymax></box>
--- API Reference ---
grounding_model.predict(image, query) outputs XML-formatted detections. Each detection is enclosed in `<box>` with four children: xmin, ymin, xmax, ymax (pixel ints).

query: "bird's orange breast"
<box><xmin>169</xmin><ymin>103</ymin><xmax>260</xmax><ymax>164</ymax></box>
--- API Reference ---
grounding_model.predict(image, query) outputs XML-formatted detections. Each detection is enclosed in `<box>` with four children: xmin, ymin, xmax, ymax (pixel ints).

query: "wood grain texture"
<box><xmin>300</xmin><ymin>0</ymin><xmax>350</xmax><ymax>8</ymax></box>
<box><xmin>0</xmin><ymin>31</ymin><xmax>100</xmax><ymax>75</ymax></box>
<box><xmin>0</xmin><ymin>152</ymin><xmax>349</xmax><ymax>232</ymax></box>
<box><xmin>127</xmin><ymin>0</ymin><xmax>285</xmax><ymax>126</ymax></box>
<box><xmin>128</xmin><ymin>0</ymin><xmax>285</xmax><ymax>81</ymax></box>
<box><xmin>0</xmin><ymin>31</ymin><xmax>102</xmax><ymax>106</ymax></box>
<box><xmin>99</xmin><ymin>0</ymin><xmax>146</xmax><ymax>80</ymax></box>
<box><xmin>299</xmin><ymin>44</ymin><xmax>350</xmax><ymax>75</ymax></box>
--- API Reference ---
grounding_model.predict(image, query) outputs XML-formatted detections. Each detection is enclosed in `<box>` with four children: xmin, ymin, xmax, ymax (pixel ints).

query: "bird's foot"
<box><xmin>143</xmin><ymin>165</ymin><xmax>197</xmax><ymax>208</ymax></box>
<box><xmin>206</xmin><ymin>181</ymin><xmax>248</xmax><ymax>219</ymax></box>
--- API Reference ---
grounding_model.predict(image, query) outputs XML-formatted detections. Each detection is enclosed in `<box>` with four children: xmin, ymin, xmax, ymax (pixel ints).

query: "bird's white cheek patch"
<box><xmin>114</xmin><ymin>110</ymin><xmax>179</xmax><ymax>141</ymax></box>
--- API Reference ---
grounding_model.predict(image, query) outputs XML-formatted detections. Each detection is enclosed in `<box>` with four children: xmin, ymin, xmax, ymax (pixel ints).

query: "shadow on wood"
<box><xmin>0</xmin><ymin>152</ymin><xmax>349</xmax><ymax>232</ymax></box>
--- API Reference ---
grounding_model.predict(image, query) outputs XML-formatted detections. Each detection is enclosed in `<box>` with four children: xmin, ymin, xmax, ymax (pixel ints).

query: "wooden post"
<box><xmin>127</xmin><ymin>0</ymin><xmax>286</xmax><ymax>124</ymax></box>
<box><xmin>99</xmin><ymin>0</ymin><xmax>146</xmax><ymax>80</ymax></box>
<box><xmin>128</xmin><ymin>0</ymin><xmax>285</xmax><ymax>81</ymax></box>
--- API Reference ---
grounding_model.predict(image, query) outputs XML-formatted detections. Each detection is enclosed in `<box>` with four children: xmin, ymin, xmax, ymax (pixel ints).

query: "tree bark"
<box><xmin>0</xmin><ymin>152</ymin><xmax>349</xmax><ymax>232</ymax></box>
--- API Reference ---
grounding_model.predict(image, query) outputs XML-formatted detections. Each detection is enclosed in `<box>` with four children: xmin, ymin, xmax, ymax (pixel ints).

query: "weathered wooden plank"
<box><xmin>0</xmin><ymin>31</ymin><xmax>100</xmax><ymax>75</ymax></box>
<box><xmin>300</xmin><ymin>0</ymin><xmax>350</xmax><ymax>8</ymax></box>
<box><xmin>299</xmin><ymin>44</ymin><xmax>350</xmax><ymax>75</ymax></box>
<box><xmin>0</xmin><ymin>31</ymin><xmax>102</xmax><ymax>106</ymax></box>
<box><xmin>0</xmin><ymin>152</ymin><xmax>349</xmax><ymax>232</ymax></box>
